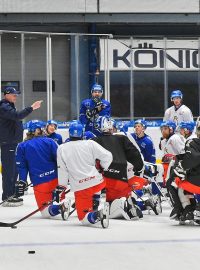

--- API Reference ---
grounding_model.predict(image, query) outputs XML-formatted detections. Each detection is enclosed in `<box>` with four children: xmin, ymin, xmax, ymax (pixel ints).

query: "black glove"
<box><xmin>15</xmin><ymin>180</ymin><xmax>27</xmax><ymax>197</ymax></box>
<box><xmin>92</xmin><ymin>97</ymin><xmax>103</xmax><ymax>108</ymax></box>
<box><xmin>52</xmin><ymin>185</ymin><xmax>66</xmax><ymax>203</ymax></box>
<box><xmin>173</xmin><ymin>162</ymin><xmax>186</xmax><ymax>180</ymax></box>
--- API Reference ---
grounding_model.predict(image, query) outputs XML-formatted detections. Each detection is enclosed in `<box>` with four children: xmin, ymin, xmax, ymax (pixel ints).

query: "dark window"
<box><xmin>32</xmin><ymin>80</ymin><xmax>55</xmax><ymax>92</ymax></box>
<box><xmin>134</xmin><ymin>71</ymin><xmax>164</xmax><ymax>118</ymax></box>
<box><xmin>168</xmin><ymin>71</ymin><xmax>198</xmax><ymax>117</ymax></box>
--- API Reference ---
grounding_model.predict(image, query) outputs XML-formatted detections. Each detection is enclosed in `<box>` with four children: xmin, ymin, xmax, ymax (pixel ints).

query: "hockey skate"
<box><xmin>2</xmin><ymin>196</ymin><xmax>23</xmax><ymax>207</ymax></box>
<box><xmin>178</xmin><ymin>205</ymin><xmax>195</xmax><ymax>225</ymax></box>
<box><xmin>99</xmin><ymin>202</ymin><xmax>110</xmax><ymax>228</ymax></box>
<box><xmin>144</xmin><ymin>195</ymin><xmax>162</xmax><ymax>215</ymax></box>
<box><xmin>126</xmin><ymin>196</ymin><xmax>142</xmax><ymax>220</ymax></box>
<box><xmin>59</xmin><ymin>199</ymin><xmax>71</xmax><ymax>221</ymax></box>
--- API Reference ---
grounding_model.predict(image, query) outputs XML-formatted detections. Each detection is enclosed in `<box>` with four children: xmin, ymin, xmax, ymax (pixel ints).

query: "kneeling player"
<box><xmin>56</xmin><ymin>121</ymin><xmax>113</xmax><ymax>228</ymax></box>
<box><xmin>166</xmin><ymin>118</ymin><xmax>200</xmax><ymax>223</ymax></box>
<box><xmin>15</xmin><ymin>120</ymin><xmax>70</xmax><ymax>220</ymax></box>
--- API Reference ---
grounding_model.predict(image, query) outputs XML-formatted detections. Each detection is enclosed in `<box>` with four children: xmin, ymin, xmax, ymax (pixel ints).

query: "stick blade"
<box><xmin>0</xmin><ymin>222</ymin><xmax>14</xmax><ymax>227</ymax></box>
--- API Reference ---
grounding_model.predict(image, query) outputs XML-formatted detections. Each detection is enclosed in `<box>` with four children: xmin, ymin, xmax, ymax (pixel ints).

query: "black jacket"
<box><xmin>93</xmin><ymin>134</ymin><xmax>143</xmax><ymax>181</ymax></box>
<box><xmin>182</xmin><ymin>138</ymin><xmax>200</xmax><ymax>187</ymax></box>
<box><xmin>0</xmin><ymin>99</ymin><xmax>33</xmax><ymax>145</ymax></box>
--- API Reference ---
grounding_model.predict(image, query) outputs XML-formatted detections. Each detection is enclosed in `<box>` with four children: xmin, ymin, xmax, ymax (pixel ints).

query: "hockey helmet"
<box><xmin>91</xmin><ymin>84</ymin><xmax>103</xmax><ymax>94</ymax></box>
<box><xmin>46</xmin><ymin>120</ymin><xmax>58</xmax><ymax>129</ymax></box>
<box><xmin>170</xmin><ymin>90</ymin><xmax>183</xmax><ymax>100</ymax></box>
<box><xmin>27</xmin><ymin>120</ymin><xmax>45</xmax><ymax>133</ymax></box>
<box><xmin>134</xmin><ymin>119</ymin><xmax>147</xmax><ymax>129</ymax></box>
<box><xmin>69</xmin><ymin>121</ymin><xmax>84</xmax><ymax>138</ymax></box>
<box><xmin>160</xmin><ymin>121</ymin><xmax>176</xmax><ymax>132</ymax></box>
<box><xmin>179</xmin><ymin>121</ymin><xmax>195</xmax><ymax>133</ymax></box>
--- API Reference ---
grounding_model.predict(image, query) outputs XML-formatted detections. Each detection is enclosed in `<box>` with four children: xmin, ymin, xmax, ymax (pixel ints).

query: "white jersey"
<box><xmin>163</xmin><ymin>104</ymin><xmax>193</xmax><ymax>125</ymax></box>
<box><xmin>160</xmin><ymin>133</ymin><xmax>185</xmax><ymax>156</ymax></box>
<box><xmin>57</xmin><ymin>140</ymin><xmax>112</xmax><ymax>192</ymax></box>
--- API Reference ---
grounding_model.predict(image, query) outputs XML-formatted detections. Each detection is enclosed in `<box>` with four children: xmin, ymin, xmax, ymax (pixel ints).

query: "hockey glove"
<box><xmin>52</xmin><ymin>185</ymin><xmax>66</xmax><ymax>203</ymax></box>
<box><xmin>15</xmin><ymin>180</ymin><xmax>27</xmax><ymax>197</ymax></box>
<box><xmin>173</xmin><ymin>162</ymin><xmax>186</xmax><ymax>180</ymax></box>
<box><xmin>86</xmin><ymin>109</ymin><xmax>97</xmax><ymax>120</ymax></box>
<box><xmin>92</xmin><ymin>97</ymin><xmax>103</xmax><ymax>107</ymax></box>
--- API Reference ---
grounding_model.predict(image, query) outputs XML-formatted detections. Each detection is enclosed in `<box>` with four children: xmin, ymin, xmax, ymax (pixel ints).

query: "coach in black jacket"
<box><xmin>0</xmin><ymin>87</ymin><xmax>42</xmax><ymax>205</ymax></box>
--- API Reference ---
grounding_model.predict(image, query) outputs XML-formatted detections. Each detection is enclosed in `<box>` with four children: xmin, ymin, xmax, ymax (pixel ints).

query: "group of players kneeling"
<box><xmin>12</xmin><ymin>117</ymin><xmax>200</xmax><ymax>228</ymax></box>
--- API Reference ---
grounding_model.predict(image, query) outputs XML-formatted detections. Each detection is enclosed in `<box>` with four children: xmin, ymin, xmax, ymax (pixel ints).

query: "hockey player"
<box><xmin>163</xmin><ymin>90</ymin><xmax>193</xmax><ymax>125</ymax></box>
<box><xmin>14</xmin><ymin>120</ymin><xmax>70</xmax><ymax>220</ymax></box>
<box><xmin>159</xmin><ymin>121</ymin><xmax>185</xmax><ymax>188</ymax></box>
<box><xmin>45</xmin><ymin>120</ymin><xmax>63</xmax><ymax>145</ymax></box>
<box><xmin>178</xmin><ymin>121</ymin><xmax>196</xmax><ymax>141</ymax></box>
<box><xmin>166</xmin><ymin>118</ymin><xmax>200</xmax><ymax>223</ymax></box>
<box><xmin>56</xmin><ymin>121</ymin><xmax>113</xmax><ymax>228</ymax></box>
<box><xmin>130</xmin><ymin>119</ymin><xmax>156</xmax><ymax>164</ymax></box>
<box><xmin>93</xmin><ymin>116</ymin><xmax>144</xmax><ymax>220</ymax></box>
<box><xmin>160</xmin><ymin>121</ymin><xmax>185</xmax><ymax>157</ymax></box>
<box><xmin>79</xmin><ymin>84</ymin><xmax>111</xmax><ymax>136</ymax></box>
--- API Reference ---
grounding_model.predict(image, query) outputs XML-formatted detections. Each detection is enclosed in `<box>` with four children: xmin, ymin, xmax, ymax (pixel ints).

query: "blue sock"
<box><xmin>48</xmin><ymin>204</ymin><xmax>60</xmax><ymax>216</ymax></box>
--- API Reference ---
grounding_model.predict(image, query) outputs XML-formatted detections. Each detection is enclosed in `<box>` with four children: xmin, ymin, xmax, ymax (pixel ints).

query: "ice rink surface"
<box><xmin>0</xmin><ymin>175</ymin><xmax>200</xmax><ymax>270</ymax></box>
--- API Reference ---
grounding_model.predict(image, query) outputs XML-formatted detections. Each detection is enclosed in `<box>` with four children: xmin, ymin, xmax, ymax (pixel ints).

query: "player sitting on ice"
<box><xmin>56</xmin><ymin>121</ymin><xmax>113</xmax><ymax>228</ymax></box>
<box><xmin>93</xmin><ymin>116</ymin><xmax>145</xmax><ymax>220</ymax></box>
<box><xmin>166</xmin><ymin>118</ymin><xmax>200</xmax><ymax>224</ymax></box>
<box><xmin>15</xmin><ymin>120</ymin><xmax>70</xmax><ymax>220</ymax></box>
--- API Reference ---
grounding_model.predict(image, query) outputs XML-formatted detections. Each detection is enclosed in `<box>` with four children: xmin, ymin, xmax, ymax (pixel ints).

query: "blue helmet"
<box><xmin>69</xmin><ymin>121</ymin><xmax>84</xmax><ymax>138</ymax></box>
<box><xmin>27</xmin><ymin>120</ymin><xmax>45</xmax><ymax>132</ymax></box>
<box><xmin>134</xmin><ymin>119</ymin><xmax>147</xmax><ymax>129</ymax></box>
<box><xmin>160</xmin><ymin>121</ymin><xmax>176</xmax><ymax>132</ymax></box>
<box><xmin>83</xmin><ymin>131</ymin><xmax>96</xmax><ymax>140</ymax></box>
<box><xmin>91</xmin><ymin>84</ymin><xmax>103</xmax><ymax>94</ymax></box>
<box><xmin>47</xmin><ymin>120</ymin><xmax>58</xmax><ymax>129</ymax></box>
<box><xmin>171</xmin><ymin>90</ymin><xmax>183</xmax><ymax>100</ymax></box>
<box><xmin>179</xmin><ymin>121</ymin><xmax>195</xmax><ymax>133</ymax></box>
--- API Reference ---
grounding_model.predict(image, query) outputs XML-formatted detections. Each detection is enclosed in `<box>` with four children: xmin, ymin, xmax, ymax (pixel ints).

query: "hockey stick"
<box><xmin>0</xmin><ymin>189</ymin><xmax>71</xmax><ymax>228</ymax></box>
<box><xmin>0</xmin><ymin>183</ymin><xmax>32</xmax><ymax>206</ymax></box>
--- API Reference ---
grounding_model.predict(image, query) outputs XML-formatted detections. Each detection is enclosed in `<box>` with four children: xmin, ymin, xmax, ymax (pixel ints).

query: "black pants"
<box><xmin>1</xmin><ymin>144</ymin><xmax>18</xmax><ymax>200</ymax></box>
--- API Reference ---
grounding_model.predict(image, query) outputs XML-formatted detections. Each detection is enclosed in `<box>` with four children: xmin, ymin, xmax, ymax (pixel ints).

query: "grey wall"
<box><xmin>0</xmin><ymin>0</ymin><xmax>199</xmax><ymax>14</ymax></box>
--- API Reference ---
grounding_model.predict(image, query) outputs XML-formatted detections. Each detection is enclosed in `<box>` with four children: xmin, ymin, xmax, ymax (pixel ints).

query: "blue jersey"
<box><xmin>79</xmin><ymin>98</ymin><xmax>111</xmax><ymax>136</ymax></box>
<box><xmin>16</xmin><ymin>136</ymin><xmax>58</xmax><ymax>186</ymax></box>
<box><xmin>47</xmin><ymin>132</ymin><xmax>63</xmax><ymax>145</ymax></box>
<box><xmin>131</xmin><ymin>133</ymin><xmax>156</xmax><ymax>163</ymax></box>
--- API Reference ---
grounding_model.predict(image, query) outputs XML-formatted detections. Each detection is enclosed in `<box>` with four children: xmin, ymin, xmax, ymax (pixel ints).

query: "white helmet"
<box><xmin>97</xmin><ymin>116</ymin><xmax>113</xmax><ymax>133</ymax></box>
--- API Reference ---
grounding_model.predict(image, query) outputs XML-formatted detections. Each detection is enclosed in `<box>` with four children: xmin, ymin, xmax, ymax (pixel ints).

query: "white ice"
<box><xmin>0</xmin><ymin>175</ymin><xmax>199</xmax><ymax>270</ymax></box>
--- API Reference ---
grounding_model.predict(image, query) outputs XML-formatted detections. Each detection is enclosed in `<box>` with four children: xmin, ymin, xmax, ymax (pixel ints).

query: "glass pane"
<box><xmin>168</xmin><ymin>71</ymin><xmax>199</xmax><ymax>117</ymax></box>
<box><xmin>134</xmin><ymin>71</ymin><xmax>164</xmax><ymax>118</ymax></box>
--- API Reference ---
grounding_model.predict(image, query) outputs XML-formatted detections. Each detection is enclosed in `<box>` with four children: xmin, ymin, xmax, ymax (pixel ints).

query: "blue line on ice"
<box><xmin>1</xmin><ymin>239</ymin><xmax>200</xmax><ymax>248</ymax></box>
